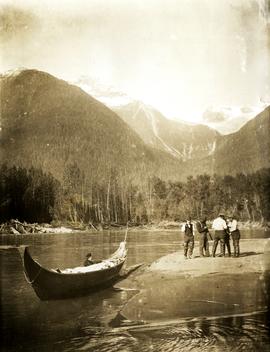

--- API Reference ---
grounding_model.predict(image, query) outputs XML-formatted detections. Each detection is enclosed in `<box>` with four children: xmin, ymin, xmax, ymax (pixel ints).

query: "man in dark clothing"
<box><xmin>231</xmin><ymin>229</ymin><xmax>241</xmax><ymax>257</ymax></box>
<box><xmin>181</xmin><ymin>218</ymin><xmax>194</xmax><ymax>259</ymax></box>
<box><xmin>84</xmin><ymin>253</ymin><xmax>94</xmax><ymax>266</ymax></box>
<box><xmin>224</xmin><ymin>220</ymin><xmax>231</xmax><ymax>257</ymax></box>
<box><xmin>196</xmin><ymin>217</ymin><xmax>211</xmax><ymax>257</ymax></box>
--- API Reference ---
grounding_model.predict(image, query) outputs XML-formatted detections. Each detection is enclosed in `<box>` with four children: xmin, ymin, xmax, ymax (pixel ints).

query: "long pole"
<box><xmin>124</xmin><ymin>222</ymin><xmax>128</xmax><ymax>242</ymax></box>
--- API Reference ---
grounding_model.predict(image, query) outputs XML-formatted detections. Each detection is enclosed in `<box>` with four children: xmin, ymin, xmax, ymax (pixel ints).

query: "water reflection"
<box><xmin>121</xmin><ymin>271</ymin><xmax>267</xmax><ymax>322</ymax></box>
<box><xmin>52</xmin><ymin>313</ymin><xmax>270</xmax><ymax>352</ymax></box>
<box><xmin>124</xmin><ymin>313</ymin><xmax>270</xmax><ymax>352</ymax></box>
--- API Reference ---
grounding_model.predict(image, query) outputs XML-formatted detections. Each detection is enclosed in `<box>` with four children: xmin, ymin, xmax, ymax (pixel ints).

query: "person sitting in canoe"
<box><xmin>84</xmin><ymin>253</ymin><xmax>94</xmax><ymax>266</ymax></box>
<box><xmin>83</xmin><ymin>253</ymin><xmax>101</xmax><ymax>266</ymax></box>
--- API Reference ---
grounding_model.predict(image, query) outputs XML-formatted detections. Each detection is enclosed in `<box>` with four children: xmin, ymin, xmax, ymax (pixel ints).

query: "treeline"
<box><xmin>0</xmin><ymin>165</ymin><xmax>60</xmax><ymax>223</ymax></box>
<box><xmin>1</xmin><ymin>163</ymin><xmax>270</xmax><ymax>224</ymax></box>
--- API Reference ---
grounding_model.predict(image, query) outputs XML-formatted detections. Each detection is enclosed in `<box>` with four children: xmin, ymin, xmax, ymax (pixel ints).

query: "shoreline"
<box><xmin>118</xmin><ymin>238</ymin><xmax>270</xmax><ymax>323</ymax></box>
<box><xmin>148</xmin><ymin>238</ymin><xmax>270</xmax><ymax>276</ymax></box>
<box><xmin>1</xmin><ymin>219</ymin><xmax>269</xmax><ymax>235</ymax></box>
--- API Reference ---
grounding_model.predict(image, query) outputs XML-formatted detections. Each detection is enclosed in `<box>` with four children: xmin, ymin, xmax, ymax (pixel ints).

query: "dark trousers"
<box><xmin>212</xmin><ymin>230</ymin><xmax>225</xmax><ymax>257</ymax></box>
<box><xmin>231</xmin><ymin>230</ymin><xmax>240</xmax><ymax>257</ymax></box>
<box><xmin>199</xmin><ymin>235</ymin><xmax>210</xmax><ymax>257</ymax></box>
<box><xmin>224</xmin><ymin>233</ymin><xmax>231</xmax><ymax>256</ymax></box>
<box><xmin>184</xmin><ymin>236</ymin><xmax>194</xmax><ymax>257</ymax></box>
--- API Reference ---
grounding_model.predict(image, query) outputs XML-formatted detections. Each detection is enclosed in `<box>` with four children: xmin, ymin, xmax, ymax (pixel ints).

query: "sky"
<box><xmin>0</xmin><ymin>0</ymin><xmax>269</xmax><ymax>123</ymax></box>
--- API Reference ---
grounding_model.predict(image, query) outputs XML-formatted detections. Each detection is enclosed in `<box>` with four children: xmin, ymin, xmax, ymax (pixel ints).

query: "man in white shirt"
<box><xmin>212</xmin><ymin>214</ymin><xmax>227</xmax><ymax>257</ymax></box>
<box><xmin>227</xmin><ymin>216</ymin><xmax>241</xmax><ymax>257</ymax></box>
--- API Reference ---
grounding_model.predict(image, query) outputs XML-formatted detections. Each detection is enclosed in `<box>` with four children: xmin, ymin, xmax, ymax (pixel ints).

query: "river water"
<box><xmin>1</xmin><ymin>230</ymin><xmax>270</xmax><ymax>351</ymax></box>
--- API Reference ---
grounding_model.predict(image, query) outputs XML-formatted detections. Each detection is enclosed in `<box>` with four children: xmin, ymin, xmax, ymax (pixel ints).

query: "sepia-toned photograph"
<box><xmin>0</xmin><ymin>0</ymin><xmax>270</xmax><ymax>351</ymax></box>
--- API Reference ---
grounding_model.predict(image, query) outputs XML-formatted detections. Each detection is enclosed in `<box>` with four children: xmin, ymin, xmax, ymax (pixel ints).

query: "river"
<box><xmin>1</xmin><ymin>229</ymin><xmax>270</xmax><ymax>351</ymax></box>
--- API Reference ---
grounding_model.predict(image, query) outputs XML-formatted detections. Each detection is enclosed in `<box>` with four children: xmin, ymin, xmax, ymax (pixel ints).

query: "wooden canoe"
<box><xmin>23</xmin><ymin>242</ymin><xmax>127</xmax><ymax>300</ymax></box>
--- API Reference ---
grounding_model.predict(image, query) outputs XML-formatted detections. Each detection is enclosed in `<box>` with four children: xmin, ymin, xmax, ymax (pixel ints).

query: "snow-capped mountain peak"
<box><xmin>73</xmin><ymin>76</ymin><xmax>132</xmax><ymax>107</ymax></box>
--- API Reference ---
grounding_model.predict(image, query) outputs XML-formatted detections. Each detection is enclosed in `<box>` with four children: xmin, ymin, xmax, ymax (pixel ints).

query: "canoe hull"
<box><xmin>24</xmin><ymin>247</ymin><xmax>125</xmax><ymax>300</ymax></box>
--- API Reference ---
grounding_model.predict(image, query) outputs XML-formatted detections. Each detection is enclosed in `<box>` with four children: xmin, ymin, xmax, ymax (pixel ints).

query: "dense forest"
<box><xmin>1</xmin><ymin>164</ymin><xmax>269</xmax><ymax>225</ymax></box>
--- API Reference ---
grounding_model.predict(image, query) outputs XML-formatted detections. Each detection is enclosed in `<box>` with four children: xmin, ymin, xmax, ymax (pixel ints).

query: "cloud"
<box><xmin>202</xmin><ymin>105</ymin><xmax>259</xmax><ymax>124</ymax></box>
<box><xmin>241</xmin><ymin>106</ymin><xmax>253</xmax><ymax>113</ymax></box>
<box><xmin>202</xmin><ymin>110</ymin><xmax>227</xmax><ymax>123</ymax></box>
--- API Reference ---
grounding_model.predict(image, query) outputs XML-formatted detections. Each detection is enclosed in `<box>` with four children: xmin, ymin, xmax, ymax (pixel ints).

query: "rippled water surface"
<box><xmin>1</xmin><ymin>230</ymin><xmax>269</xmax><ymax>351</ymax></box>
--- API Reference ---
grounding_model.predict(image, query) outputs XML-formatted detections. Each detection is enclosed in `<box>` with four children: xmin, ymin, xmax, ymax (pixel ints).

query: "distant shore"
<box><xmin>0</xmin><ymin>219</ymin><xmax>269</xmax><ymax>235</ymax></box>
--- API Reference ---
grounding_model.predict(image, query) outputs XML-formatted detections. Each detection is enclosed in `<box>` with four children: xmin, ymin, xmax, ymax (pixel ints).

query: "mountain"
<box><xmin>0</xmin><ymin>69</ymin><xmax>182</xmax><ymax>184</ymax></box>
<box><xmin>113</xmin><ymin>101</ymin><xmax>219</xmax><ymax>161</ymax></box>
<box><xmin>74</xmin><ymin>77</ymin><xmax>220</xmax><ymax>161</ymax></box>
<box><xmin>184</xmin><ymin>105</ymin><xmax>270</xmax><ymax>176</ymax></box>
<box><xmin>1</xmin><ymin>69</ymin><xmax>268</xmax><ymax>186</ymax></box>
<box><xmin>74</xmin><ymin>76</ymin><xmax>268</xmax><ymax>146</ymax></box>
<box><xmin>74</xmin><ymin>75</ymin><xmax>132</xmax><ymax>107</ymax></box>
<box><xmin>1</xmin><ymin>69</ymin><xmax>268</xmax><ymax>225</ymax></box>
<box><xmin>113</xmin><ymin>101</ymin><xmax>270</xmax><ymax>177</ymax></box>
<box><xmin>74</xmin><ymin>75</ymin><xmax>270</xmax><ymax>177</ymax></box>
<box><xmin>213</xmin><ymin>106</ymin><xmax>270</xmax><ymax>175</ymax></box>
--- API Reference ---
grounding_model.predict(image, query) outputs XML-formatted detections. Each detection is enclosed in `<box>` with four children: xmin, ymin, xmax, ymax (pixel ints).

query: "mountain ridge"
<box><xmin>113</xmin><ymin>101</ymin><xmax>220</xmax><ymax>162</ymax></box>
<box><xmin>74</xmin><ymin>75</ymin><xmax>268</xmax><ymax>136</ymax></box>
<box><xmin>213</xmin><ymin>105</ymin><xmax>270</xmax><ymax>175</ymax></box>
<box><xmin>1</xmin><ymin>69</ymin><xmax>269</xmax><ymax>182</ymax></box>
<box><xmin>0</xmin><ymin>69</ymin><xmax>183</xmax><ymax>184</ymax></box>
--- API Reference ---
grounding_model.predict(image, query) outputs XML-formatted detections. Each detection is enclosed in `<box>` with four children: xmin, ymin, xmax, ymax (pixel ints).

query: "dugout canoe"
<box><xmin>23</xmin><ymin>241</ymin><xmax>127</xmax><ymax>300</ymax></box>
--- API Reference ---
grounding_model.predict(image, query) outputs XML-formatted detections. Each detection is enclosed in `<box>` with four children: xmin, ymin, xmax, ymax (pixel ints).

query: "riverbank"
<box><xmin>124</xmin><ymin>220</ymin><xmax>270</xmax><ymax>231</ymax></box>
<box><xmin>1</xmin><ymin>219</ymin><xmax>269</xmax><ymax>235</ymax></box>
<box><xmin>0</xmin><ymin>219</ymin><xmax>81</xmax><ymax>235</ymax></box>
<box><xmin>149</xmin><ymin>238</ymin><xmax>270</xmax><ymax>276</ymax></box>
<box><xmin>119</xmin><ymin>238</ymin><xmax>270</xmax><ymax>323</ymax></box>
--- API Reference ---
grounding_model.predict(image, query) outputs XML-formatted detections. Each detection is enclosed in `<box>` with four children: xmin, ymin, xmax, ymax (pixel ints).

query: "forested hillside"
<box><xmin>115</xmin><ymin>103</ymin><xmax>270</xmax><ymax>177</ymax></box>
<box><xmin>0</xmin><ymin>69</ymin><xmax>184</xmax><ymax>179</ymax></box>
<box><xmin>0</xmin><ymin>69</ymin><xmax>181</xmax><ymax>223</ymax></box>
<box><xmin>1</xmin><ymin>69</ymin><xmax>269</xmax><ymax>225</ymax></box>
<box><xmin>1</xmin><ymin>164</ymin><xmax>269</xmax><ymax>224</ymax></box>
<box><xmin>214</xmin><ymin>106</ymin><xmax>270</xmax><ymax>174</ymax></box>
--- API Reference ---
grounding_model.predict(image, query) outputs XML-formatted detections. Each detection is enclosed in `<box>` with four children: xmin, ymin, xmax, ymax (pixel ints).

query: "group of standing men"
<box><xmin>181</xmin><ymin>214</ymin><xmax>241</xmax><ymax>259</ymax></box>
